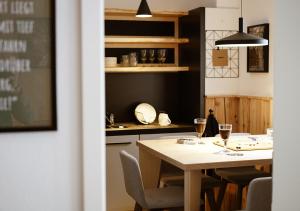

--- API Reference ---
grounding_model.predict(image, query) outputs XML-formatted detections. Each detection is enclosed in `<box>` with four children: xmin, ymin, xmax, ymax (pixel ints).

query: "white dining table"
<box><xmin>137</xmin><ymin>137</ymin><xmax>273</xmax><ymax>211</ymax></box>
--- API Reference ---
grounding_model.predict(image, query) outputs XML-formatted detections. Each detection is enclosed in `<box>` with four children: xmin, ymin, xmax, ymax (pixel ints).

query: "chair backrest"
<box><xmin>246</xmin><ymin>177</ymin><xmax>272</xmax><ymax>211</ymax></box>
<box><xmin>119</xmin><ymin>150</ymin><xmax>147</xmax><ymax>207</ymax></box>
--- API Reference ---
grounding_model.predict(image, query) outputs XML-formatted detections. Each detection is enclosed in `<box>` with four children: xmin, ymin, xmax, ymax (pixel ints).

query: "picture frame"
<box><xmin>0</xmin><ymin>0</ymin><xmax>57</xmax><ymax>132</ymax></box>
<box><xmin>247</xmin><ymin>23</ymin><xmax>269</xmax><ymax>73</ymax></box>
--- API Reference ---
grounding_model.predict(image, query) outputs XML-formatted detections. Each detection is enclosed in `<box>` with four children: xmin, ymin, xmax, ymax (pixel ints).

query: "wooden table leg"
<box><xmin>184</xmin><ymin>170</ymin><xmax>202</xmax><ymax>211</ymax></box>
<box><xmin>139</xmin><ymin>148</ymin><xmax>161</xmax><ymax>188</ymax></box>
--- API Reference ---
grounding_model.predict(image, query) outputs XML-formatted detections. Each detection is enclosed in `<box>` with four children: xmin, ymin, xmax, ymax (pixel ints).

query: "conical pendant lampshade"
<box><xmin>136</xmin><ymin>0</ymin><xmax>152</xmax><ymax>18</ymax></box>
<box><xmin>215</xmin><ymin>18</ymin><xmax>268</xmax><ymax>47</ymax></box>
<box><xmin>215</xmin><ymin>0</ymin><xmax>268</xmax><ymax>47</ymax></box>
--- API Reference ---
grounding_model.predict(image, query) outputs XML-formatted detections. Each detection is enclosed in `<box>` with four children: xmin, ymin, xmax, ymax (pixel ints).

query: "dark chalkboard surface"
<box><xmin>0</xmin><ymin>0</ymin><xmax>56</xmax><ymax>131</ymax></box>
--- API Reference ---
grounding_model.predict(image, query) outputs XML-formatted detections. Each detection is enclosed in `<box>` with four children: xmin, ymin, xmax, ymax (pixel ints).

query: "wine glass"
<box><xmin>157</xmin><ymin>49</ymin><xmax>167</xmax><ymax>63</ymax></box>
<box><xmin>140</xmin><ymin>49</ymin><xmax>147</xmax><ymax>63</ymax></box>
<box><xmin>149</xmin><ymin>49</ymin><xmax>155</xmax><ymax>63</ymax></box>
<box><xmin>194</xmin><ymin>118</ymin><xmax>206</xmax><ymax>144</ymax></box>
<box><xmin>219</xmin><ymin>124</ymin><xmax>232</xmax><ymax>153</ymax></box>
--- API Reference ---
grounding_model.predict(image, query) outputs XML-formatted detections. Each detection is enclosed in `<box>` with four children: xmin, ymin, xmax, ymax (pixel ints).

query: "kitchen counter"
<box><xmin>106</xmin><ymin>122</ymin><xmax>195</xmax><ymax>136</ymax></box>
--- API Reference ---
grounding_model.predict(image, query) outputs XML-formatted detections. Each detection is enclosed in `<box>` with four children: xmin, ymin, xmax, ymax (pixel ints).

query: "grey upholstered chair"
<box><xmin>119</xmin><ymin>150</ymin><xmax>184</xmax><ymax>211</ymax></box>
<box><xmin>236</xmin><ymin>177</ymin><xmax>272</xmax><ymax>211</ymax></box>
<box><xmin>215</xmin><ymin>133</ymin><xmax>271</xmax><ymax>209</ymax></box>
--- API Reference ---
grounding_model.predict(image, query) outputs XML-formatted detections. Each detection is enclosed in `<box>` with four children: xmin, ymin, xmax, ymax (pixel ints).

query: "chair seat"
<box><xmin>144</xmin><ymin>186</ymin><xmax>184</xmax><ymax>209</ymax></box>
<box><xmin>215</xmin><ymin>167</ymin><xmax>271</xmax><ymax>185</ymax></box>
<box><xmin>161</xmin><ymin>174</ymin><xmax>223</xmax><ymax>190</ymax></box>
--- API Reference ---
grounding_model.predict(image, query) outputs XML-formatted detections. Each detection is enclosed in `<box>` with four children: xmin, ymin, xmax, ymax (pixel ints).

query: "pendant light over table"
<box><xmin>215</xmin><ymin>0</ymin><xmax>268</xmax><ymax>47</ymax></box>
<box><xmin>136</xmin><ymin>0</ymin><xmax>152</xmax><ymax>18</ymax></box>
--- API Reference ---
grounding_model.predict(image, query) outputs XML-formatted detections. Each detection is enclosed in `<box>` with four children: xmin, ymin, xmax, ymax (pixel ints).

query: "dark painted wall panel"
<box><xmin>106</xmin><ymin>73</ymin><xmax>180</xmax><ymax>123</ymax></box>
<box><xmin>179</xmin><ymin>7</ymin><xmax>205</xmax><ymax>122</ymax></box>
<box><xmin>105</xmin><ymin>20</ymin><xmax>175</xmax><ymax>36</ymax></box>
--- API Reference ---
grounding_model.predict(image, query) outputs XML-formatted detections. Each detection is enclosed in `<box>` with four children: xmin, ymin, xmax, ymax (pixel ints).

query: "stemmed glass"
<box><xmin>140</xmin><ymin>49</ymin><xmax>147</xmax><ymax>63</ymax></box>
<box><xmin>157</xmin><ymin>49</ymin><xmax>167</xmax><ymax>63</ymax></box>
<box><xmin>194</xmin><ymin>118</ymin><xmax>206</xmax><ymax>144</ymax></box>
<box><xmin>219</xmin><ymin>124</ymin><xmax>232</xmax><ymax>153</ymax></box>
<box><xmin>149</xmin><ymin>49</ymin><xmax>155</xmax><ymax>63</ymax></box>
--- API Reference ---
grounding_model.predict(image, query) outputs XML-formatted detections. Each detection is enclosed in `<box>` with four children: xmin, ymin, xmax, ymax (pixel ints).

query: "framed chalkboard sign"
<box><xmin>0</xmin><ymin>0</ymin><xmax>56</xmax><ymax>132</ymax></box>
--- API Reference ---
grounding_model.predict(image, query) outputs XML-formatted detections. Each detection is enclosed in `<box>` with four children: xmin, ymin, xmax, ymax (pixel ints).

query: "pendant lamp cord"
<box><xmin>241</xmin><ymin>0</ymin><xmax>243</xmax><ymax>17</ymax></box>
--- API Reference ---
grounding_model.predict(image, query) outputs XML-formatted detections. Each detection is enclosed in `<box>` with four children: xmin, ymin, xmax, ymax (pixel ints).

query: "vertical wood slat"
<box><xmin>204</xmin><ymin>95</ymin><xmax>272</xmax><ymax>211</ymax></box>
<box><xmin>225</xmin><ymin>97</ymin><xmax>239</xmax><ymax>132</ymax></box>
<box><xmin>239</xmin><ymin>97</ymin><xmax>250</xmax><ymax>133</ymax></box>
<box><xmin>205</xmin><ymin>96</ymin><xmax>272</xmax><ymax>134</ymax></box>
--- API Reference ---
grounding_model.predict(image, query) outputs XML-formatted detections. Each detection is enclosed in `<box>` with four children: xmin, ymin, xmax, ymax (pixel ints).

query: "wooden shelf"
<box><xmin>105</xmin><ymin>66</ymin><xmax>189</xmax><ymax>73</ymax></box>
<box><xmin>105</xmin><ymin>36</ymin><xmax>189</xmax><ymax>44</ymax></box>
<box><xmin>105</xmin><ymin>8</ymin><xmax>188</xmax><ymax>17</ymax></box>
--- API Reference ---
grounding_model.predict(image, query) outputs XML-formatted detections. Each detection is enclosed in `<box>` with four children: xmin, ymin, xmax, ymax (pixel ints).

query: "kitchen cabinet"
<box><xmin>106</xmin><ymin>132</ymin><xmax>196</xmax><ymax>211</ymax></box>
<box><xmin>106</xmin><ymin>135</ymin><xmax>139</xmax><ymax>211</ymax></box>
<box><xmin>105</xmin><ymin>7</ymin><xmax>206</xmax><ymax>130</ymax></box>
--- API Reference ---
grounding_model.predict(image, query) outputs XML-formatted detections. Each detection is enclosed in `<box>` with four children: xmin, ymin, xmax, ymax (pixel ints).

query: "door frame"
<box><xmin>81</xmin><ymin>0</ymin><xmax>106</xmax><ymax>210</ymax></box>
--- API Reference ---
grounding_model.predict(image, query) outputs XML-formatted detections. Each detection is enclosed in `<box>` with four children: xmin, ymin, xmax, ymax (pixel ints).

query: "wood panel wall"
<box><xmin>204</xmin><ymin>95</ymin><xmax>272</xmax><ymax>211</ymax></box>
<box><xmin>205</xmin><ymin>95</ymin><xmax>273</xmax><ymax>135</ymax></box>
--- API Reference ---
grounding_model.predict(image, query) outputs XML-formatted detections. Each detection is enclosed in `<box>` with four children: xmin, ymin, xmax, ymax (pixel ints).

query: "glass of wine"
<box><xmin>219</xmin><ymin>124</ymin><xmax>232</xmax><ymax>153</ymax></box>
<box><xmin>194</xmin><ymin>118</ymin><xmax>206</xmax><ymax>144</ymax></box>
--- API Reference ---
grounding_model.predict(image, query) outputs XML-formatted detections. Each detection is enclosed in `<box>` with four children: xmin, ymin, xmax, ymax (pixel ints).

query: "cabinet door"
<box><xmin>106</xmin><ymin>135</ymin><xmax>139</xmax><ymax>211</ymax></box>
<box><xmin>139</xmin><ymin>132</ymin><xmax>197</xmax><ymax>141</ymax></box>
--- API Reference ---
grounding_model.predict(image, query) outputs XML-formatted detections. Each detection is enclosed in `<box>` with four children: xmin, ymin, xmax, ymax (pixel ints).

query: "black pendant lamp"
<box><xmin>215</xmin><ymin>0</ymin><xmax>268</xmax><ymax>47</ymax></box>
<box><xmin>136</xmin><ymin>0</ymin><xmax>152</xmax><ymax>18</ymax></box>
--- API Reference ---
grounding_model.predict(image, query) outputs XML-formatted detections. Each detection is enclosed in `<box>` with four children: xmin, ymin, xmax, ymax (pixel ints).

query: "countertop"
<box><xmin>105</xmin><ymin>122</ymin><xmax>195</xmax><ymax>136</ymax></box>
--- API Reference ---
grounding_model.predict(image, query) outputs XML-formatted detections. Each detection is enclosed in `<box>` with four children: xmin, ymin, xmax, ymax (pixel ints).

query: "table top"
<box><xmin>137</xmin><ymin>137</ymin><xmax>273</xmax><ymax>170</ymax></box>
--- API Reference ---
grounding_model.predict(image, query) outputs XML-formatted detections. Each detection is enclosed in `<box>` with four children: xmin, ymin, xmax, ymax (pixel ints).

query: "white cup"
<box><xmin>158</xmin><ymin>113</ymin><xmax>171</xmax><ymax>126</ymax></box>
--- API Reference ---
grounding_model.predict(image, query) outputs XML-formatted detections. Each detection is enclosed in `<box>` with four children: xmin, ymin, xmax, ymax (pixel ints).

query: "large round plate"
<box><xmin>135</xmin><ymin>103</ymin><xmax>156</xmax><ymax>124</ymax></box>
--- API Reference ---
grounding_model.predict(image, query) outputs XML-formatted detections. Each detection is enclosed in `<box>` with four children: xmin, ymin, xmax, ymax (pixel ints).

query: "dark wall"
<box><xmin>105</xmin><ymin>20</ymin><xmax>175</xmax><ymax>36</ymax></box>
<box><xmin>105</xmin><ymin>73</ymin><xmax>180</xmax><ymax>123</ymax></box>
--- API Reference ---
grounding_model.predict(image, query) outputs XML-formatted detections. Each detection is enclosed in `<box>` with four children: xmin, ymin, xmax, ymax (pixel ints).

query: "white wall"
<box><xmin>205</xmin><ymin>8</ymin><xmax>240</xmax><ymax>96</ymax></box>
<box><xmin>206</xmin><ymin>0</ymin><xmax>273</xmax><ymax>97</ymax></box>
<box><xmin>217</xmin><ymin>0</ymin><xmax>239</xmax><ymax>8</ymax></box>
<box><xmin>239</xmin><ymin>0</ymin><xmax>274</xmax><ymax>97</ymax></box>
<box><xmin>0</xmin><ymin>0</ymin><xmax>83</xmax><ymax>210</ymax></box>
<box><xmin>105</xmin><ymin>0</ymin><xmax>217</xmax><ymax>11</ymax></box>
<box><xmin>273</xmin><ymin>0</ymin><xmax>300</xmax><ymax>210</ymax></box>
